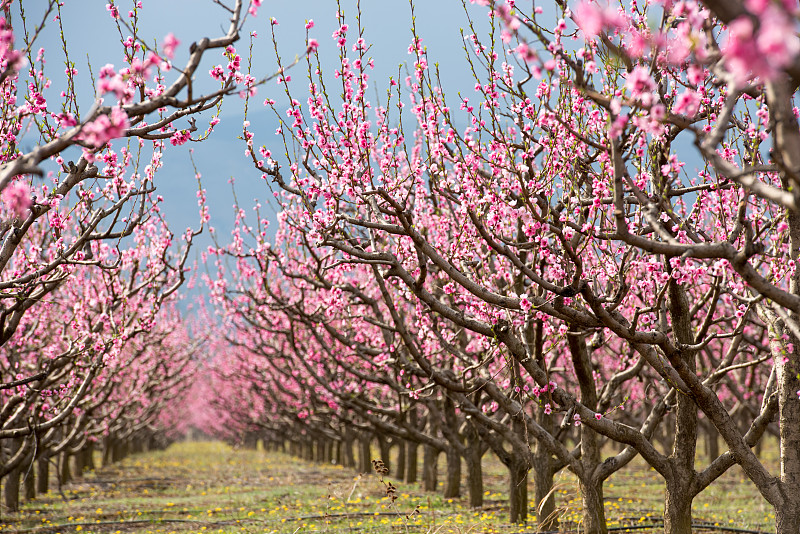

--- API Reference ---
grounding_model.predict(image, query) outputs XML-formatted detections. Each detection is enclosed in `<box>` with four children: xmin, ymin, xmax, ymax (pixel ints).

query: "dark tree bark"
<box><xmin>102</xmin><ymin>437</ymin><xmax>113</xmax><ymax>467</ymax></box>
<box><xmin>36</xmin><ymin>458</ymin><xmax>49</xmax><ymax>495</ymax></box>
<box><xmin>343</xmin><ymin>433</ymin><xmax>356</xmax><ymax>468</ymax></box>
<box><xmin>73</xmin><ymin>450</ymin><xmax>84</xmax><ymax>478</ymax></box>
<box><xmin>3</xmin><ymin>439</ymin><xmax>22</xmax><ymax>512</ymax></box>
<box><xmin>358</xmin><ymin>434</ymin><xmax>372</xmax><ymax>473</ymax></box>
<box><xmin>60</xmin><ymin>452</ymin><xmax>72</xmax><ymax>484</ymax></box>
<box><xmin>663</xmin><ymin>281</ymin><xmax>698</xmax><ymax>534</ymax></box>
<box><xmin>378</xmin><ymin>435</ymin><xmax>392</xmax><ymax>475</ymax></box>
<box><xmin>314</xmin><ymin>438</ymin><xmax>324</xmax><ymax>463</ymax></box>
<box><xmin>24</xmin><ymin>463</ymin><xmax>35</xmax><ymax>501</ymax></box>
<box><xmin>508</xmin><ymin>455</ymin><xmax>530</xmax><ymax>524</ymax></box>
<box><xmin>443</xmin><ymin>447</ymin><xmax>461</xmax><ymax>498</ymax></box>
<box><xmin>4</xmin><ymin>468</ymin><xmax>20</xmax><ymax>512</ymax></box>
<box><xmin>396</xmin><ymin>439</ymin><xmax>407</xmax><ymax>481</ymax></box>
<box><xmin>568</xmin><ymin>330</ymin><xmax>607</xmax><ymax>534</ymax></box>
<box><xmin>704</xmin><ymin>419</ymin><xmax>719</xmax><ymax>462</ymax></box>
<box><xmin>464</xmin><ymin>424</ymin><xmax>484</xmax><ymax>508</ymax></box>
<box><xmin>422</xmin><ymin>445</ymin><xmax>439</xmax><ymax>492</ymax></box>
<box><xmin>84</xmin><ymin>443</ymin><xmax>96</xmax><ymax>472</ymax></box>
<box><xmin>406</xmin><ymin>440</ymin><xmax>418</xmax><ymax>484</ymax></box>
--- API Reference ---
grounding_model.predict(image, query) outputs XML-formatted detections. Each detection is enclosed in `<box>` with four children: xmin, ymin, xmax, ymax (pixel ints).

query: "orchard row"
<box><xmin>4</xmin><ymin>1</ymin><xmax>800</xmax><ymax>534</ymax></box>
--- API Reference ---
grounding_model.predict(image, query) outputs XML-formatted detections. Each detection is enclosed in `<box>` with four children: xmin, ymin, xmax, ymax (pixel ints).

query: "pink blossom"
<box><xmin>625</xmin><ymin>66</ymin><xmax>656</xmax><ymax>98</ymax></box>
<box><xmin>745</xmin><ymin>0</ymin><xmax>771</xmax><ymax>15</ymax></box>
<box><xmin>305</xmin><ymin>19</ymin><xmax>315</xmax><ymax>30</ymax></box>
<box><xmin>515</xmin><ymin>42</ymin><xmax>538</xmax><ymax>63</ymax></box>
<box><xmin>98</xmin><ymin>74</ymin><xmax>127</xmax><ymax>101</ymax></box>
<box><xmin>673</xmin><ymin>89</ymin><xmax>700</xmax><ymax>116</ymax></box>
<box><xmin>162</xmin><ymin>33</ymin><xmax>180</xmax><ymax>60</ymax></box>
<box><xmin>79</xmin><ymin>107</ymin><xmax>130</xmax><ymax>147</ymax></box>
<box><xmin>2</xmin><ymin>181</ymin><xmax>31</xmax><ymax>218</ymax></box>
<box><xmin>573</xmin><ymin>1</ymin><xmax>624</xmax><ymax>38</ymax></box>
<box><xmin>58</xmin><ymin>113</ymin><xmax>77</xmax><ymax>128</ymax></box>
<box><xmin>248</xmin><ymin>0</ymin><xmax>262</xmax><ymax>16</ymax></box>
<box><xmin>170</xmin><ymin>130</ymin><xmax>191</xmax><ymax>146</ymax></box>
<box><xmin>209</xmin><ymin>65</ymin><xmax>225</xmax><ymax>80</ymax></box>
<box><xmin>106</xmin><ymin>3</ymin><xmax>119</xmax><ymax>19</ymax></box>
<box><xmin>307</xmin><ymin>38</ymin><xmax>319</xmax><ymax>53</ymax></box>
<box><xmin>724</xmin><ymin>5</ymin><xmax>800</xmax><ymax>85</ymax></box>
<box><xmin>608</xmin><ymin>113</ymin><xmax>628</xmax><ymax>137</ymax></box>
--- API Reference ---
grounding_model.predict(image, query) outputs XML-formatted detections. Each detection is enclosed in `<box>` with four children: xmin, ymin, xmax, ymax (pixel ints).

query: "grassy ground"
<box><xmin>0</xmin><ymin>440</ymin><xmax>776</xmax><ymax>533</ymax></box>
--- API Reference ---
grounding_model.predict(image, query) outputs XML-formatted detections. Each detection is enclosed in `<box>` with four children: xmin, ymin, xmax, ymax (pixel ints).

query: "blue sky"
<box><xmin>29</xmin><ymin>1</ymin><xmax>494</xmax><ymax>254</ymax></box>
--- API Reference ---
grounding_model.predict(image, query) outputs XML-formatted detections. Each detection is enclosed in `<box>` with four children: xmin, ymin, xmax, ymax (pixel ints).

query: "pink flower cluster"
<box><xmin>79</xmin><ymin>107</ymin><xmax>130</xmax><ymax>148</ymax></box>
<box><xmin>161</xmin><ymin>33</ymin><xmax>180</xmax><ymax>60</ymax></box>
<box><xmin>724</xmin><ymin>0</ymin><xmax>800</xmax><ymax>85</ymax></box>
<box><xmin>2</xmin><ymin>181</ymin><xmax>31</xmax><ymax>219</ymax></box>
<box><xmin>573</xmin><ymin>1</ymin><xmax>625</xmax><ymax>38</ymax></box>
<box><xmin>170</xmin><ymin>129</ymin><xmax>191</xmax><ymax>146</ymax></box>
<box><xmin>0</xmin><ymin>17</ymin><xmax>25</xmax><ymax>75</ymax></box>
<box><xmin>248</xmin><ymin>0</ymin><xmax>262</xmax><ymax>17</ymax></box>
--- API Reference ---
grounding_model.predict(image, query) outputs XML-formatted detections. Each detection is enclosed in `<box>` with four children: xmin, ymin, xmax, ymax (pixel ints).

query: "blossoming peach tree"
<box><xmin>201</xmin><ymin>0</ymin><xmax>800</xmax><ymax>533</ymax></box>
<box><xmin>0</xmin><ymin>0</ymin><xmax>281</xmax><ymax>511</ymax></box>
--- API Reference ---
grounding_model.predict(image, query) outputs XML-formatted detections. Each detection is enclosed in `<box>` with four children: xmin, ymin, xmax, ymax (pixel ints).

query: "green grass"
<box><xmin>0</xmin><ymin>440</ymin><xmax>777</xmax><ymax>533</ymax></box>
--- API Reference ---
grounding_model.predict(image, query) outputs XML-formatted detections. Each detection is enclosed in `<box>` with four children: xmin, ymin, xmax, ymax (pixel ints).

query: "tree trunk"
<box><xmin>704</xmin><ymin>420</ymin><xmax>719</xmax><ymax>461</ymax></box>
<box><xmin>60</xmin><ymin>452</ymin><xmax>72</xmax><ymax>484</ymax></box>
<box><xmin>37</xmin><ymin>458</ymin><xmax>49</xmax><ymax>495</ymax></box>
<box><xmin>314</xmin><ymin>439</ymin><xmax>324</xmax><ymax>463</ymax></box>
<box><xmin>396</xmin><ymin>440</ymin><xmax>406</xmax><ymax>481</ymax></box>
<box><xmin>378</xmin><ymin>436</ymin><xmax>392</xmax><ymax>475</ymax></box>
<box><xmin>406</xmin><ymin>441</ymin><xmax>418</xmax><ymax>484</ymax></box>
<box><xmin>4</xmin><ymin>438</ymin><xmax>23</xmax><ymax>512</ymax></box>
<box><xmin>119</xmin><ymin>440</ymin><xmax>130</xmax><ymax>461</ymax></box>
<box><xmin>4</xmin><ymin>468</ymin><xmax>20</xmax><ymax>512</ymax></box>
<box><xmin>334</xmin><ymin>440</ymin><xmax>342</xmax><ymax>465</ymax></box>
<box><xmin>443</xmin><ymin>448</ymin><xmax>461</xmax><ymax>498</ymax></box>
<box><xmin>358</xmin><ymin>435</ymin><xmax>372</xmax><ymax>473</ymax></box>
<box><xmin>579</xmin><ymin>475</ymin><xmax>607</xmax><ymax>534</ymax></box>
<box><xmin>776</xmin><ymin>504</ymin><xmax>800</xmax><ymax>534</ymax></box>
<box><xmin>24</xmin><ymin>463</ymin><xmax>36</xmax><ymax>501</ymax></box>
<box><xmin>567</xmin><ymin>329</ymin><xmax>610</xmax><ymax>534</ymax></box>
<box><xmin>73</xmin><ymin>451</ymin><xmax>84</xmax><ymax>478</ymax></box>
<box><xmin>763</xmin><ymin>148</ymin><xmax>800</xmax><ymax>534</ymax></box>
<box><xmin>508</xmin><ymin>457</ymin><xmax>529</xmax><ymax>524</ymax></box>
<box><xmin>343</xmin><ymin>434</ymin><xmax>355</xmax><ymax>468</ymax></box>
<box><xmin>532</xmin><ymin>453</ymin><xmax>556</xmax><ymax>530</ymax></box>
<box><xmin>102</xmin><ymin>437</ymin><xmax>113</xmax><ymax>467</ymax></box>
<box><xmin>532</xmin><ymin>321</ymin><xmax>557</xmax><ymax>529</ymax></box>
<box><xmin>773</xmin><ymin>330</ymin><xmax>800</xmax><ymax>534</ymax></box>
<box><xmin>464</xmin><ymin>432</ymin><xmax>484</xmax><ymax>508</ymax></box>
<box><xmin>111</xmin><ymin>440</ymin><xmax>121</xmax><ymax>463</ymax></box>
<box><xmin>663</xmin><ymin>281</ymin><xmax>698</xmax><ymax>534</ymax></box>
<box><xmin>422</xmin><ymin>445</ymin><xmax>439</xmax><ymax>492</ymax></box>
<box><xmin>664</xmin><ymin>477</ymin><xmax>693</xmax><ymax>534</ymax></box>
<box><xmin>84</xmin><ymin>443</ymin><xmax>96</xmax><ymax>472</ymax></box>
<box><xmin>326</xmin><ymin>440</ymin><xmax>335</xmax><ymax>464</ymax></box>
<box><xmin>661</xmin><ymin>411</ymin><xmax>696</xmax><ymax>534</ymax></box>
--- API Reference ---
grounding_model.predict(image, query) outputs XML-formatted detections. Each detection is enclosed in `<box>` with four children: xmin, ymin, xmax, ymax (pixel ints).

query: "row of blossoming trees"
<box><xmin>0</xmin><ymin>0</ymin><xmax>262</xmax><ymax>512</ymax></box>
<box><xmin>202</xmin><ymin>0</ymin><xmax>800</xmax><ymax>534</ymax></box>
